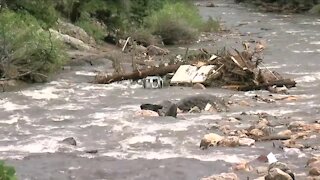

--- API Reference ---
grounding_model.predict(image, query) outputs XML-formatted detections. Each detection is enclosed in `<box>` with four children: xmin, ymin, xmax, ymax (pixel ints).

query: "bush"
<box><xmin>145</xmin><ymin>2</ymin><xmax>202</xmax><ymax>45</ymax></box>
<box><xmin>130</xmin><ymin>29</ymin><xmax>161</xmax><ymax>46</ymax></box>
<box><xmin>200</xmin><ymin>16</ymin><xmax>220</xmax><ymax>32</ymax></box>
<box><xmin>7</xmin><ymin>0</ymin><xmax>59</xmax><ymax>28</ymax></box>
<box><xmin>310</xmin><ymin>4</ymin><xmax>320</xmax><ymax>15</ymax></box>
<box><xmin>144</xmin><ymin>2</ymin><xmax>220</xmax><ymax>45</ymax></box>
<box><xmin>75</xmin><ymin>14</ymin><xmax>106</xmax><ymax>41</ymax></box>
<box><xmin>0</xmin><ymin>161</ymin><xmax>17</xmax><ymax>180</ymax></box>
<box><xmin>0</xmin><ymin>10</ymin><xmax>67</xmax><ymax>82</ymax></box>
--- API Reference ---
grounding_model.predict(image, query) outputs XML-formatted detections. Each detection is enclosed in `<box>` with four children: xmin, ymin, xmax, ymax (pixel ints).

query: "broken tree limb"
<box><xmin>94</xmin><ymin>64</ymin><xmax>181</xmax><ymax>84</ymax></box>
<box><xmin>237</xmin><ymin>79</ymin><xmax>296</xmax><ymax>91</ymax></box>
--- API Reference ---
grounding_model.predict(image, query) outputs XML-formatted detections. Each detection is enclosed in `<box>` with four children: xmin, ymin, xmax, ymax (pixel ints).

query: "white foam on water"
<box><xmin>295</xmin><ymin>73</ymin><xmax>320</xmax><ymax>83</ymax></box>
<box><xmin>121</xmin><ymin>135</ymin><xmax>157</xmax><ymax>145</ymax></box>
<box><xmin>22</xmin><ymin>86</ymin><xmax>59</xmax><ymax>100</ymax></box>
<box><xmin>51</xmin><ymin>115</ymin><xmax>75</xmax><ymax>122</ymax></box>
<box><xmin>0</xmin><ymin>115</ymin><xmax>30</xmax><ymax>124</ymax></box>
<box><xmin>68</xmin><ymin>166</ymin><xmax>81</xmax><ymax>170</ymax></box>
<box><xmin>159</xmin><ymin>137</ymin><xmax>176</xmax><ymax>145</ymax></box>
<box><xmin>310</xmin><ymin>41</ymin><xmax>320</xmax><ymax>45</ymax></box>
<box><xmin>80</xmin><ymin>111</ymin><xmax>127</xmax><ymax>128</ymax></box>
<box><xmin>247</xmin><ymin>109</ymin><xmax>299</xmax><ymax>116</ymax></box>
<box><xmin>49</xmin><ymin>103</ymin><xmax>84</xmax><ymax>111</ymax></box>
<box><xmin>285</xmin><ymin>30</ymin><xmax>305</xmax><ymax>34</ymax></box>
<box><xmin>292</xmin><ymin>50</ymin><xmax>316</xmax><ymax>53</ymax></box>
<box><xmin>102</xmin><ymin>149</ymin><xmax>250</xmax><ymax>163</ymax></box>
<box><xmin>80</xmin><ymin>85</ymin><xmax>114</xmax><ymax>91</ymax></box>
<box><xmin>0</xmin><ymin>136</ymin><xmax>62</xmax><ymax>154</ymax></box>
<box><xmin>75</xmin><ymin>71</ymin><xmax>97</xmax><ymax>76</ymax></box>
<box><xmin>300</xmin><ymin>22</ymin><xmax>320</xmax><ymax>25</ymax></box>
<box><xmin>118</xmin><ymin>105</ymin><xmax>140</xmax><ymax>111</ymax></box>
<box><xmin>0</xmin><ymin>100</ymin><xmax>29</xmax><ymax>111</ymax></box>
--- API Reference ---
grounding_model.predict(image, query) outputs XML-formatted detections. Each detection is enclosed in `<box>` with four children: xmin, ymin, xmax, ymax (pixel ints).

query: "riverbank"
<box><xmin>235</xmin><ymin>0</ymin><xmax>320</xmax><ymax>15</ymax></box>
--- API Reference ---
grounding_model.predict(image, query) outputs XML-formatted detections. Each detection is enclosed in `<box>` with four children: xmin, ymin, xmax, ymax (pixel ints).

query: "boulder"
<box><xmin>239</xmin><ymin>137</ymin><xmax>255</xmax><ymax>146</ymax></box>
<box><xmin>256</xmin><ymin>166</ymin><xmax>268</xmax><ymax>176</ymax></box>
<box><xmin>193</xmin><ymin>83</ymin><xmax>206</xmax><ymax>89</ymax></box>
<box><xmin>233</xmin><ymin>162</ymin><xmax>252</xmax><ymax>171</ymax></box>
<box><xmin>265</xmin><ymin>168</ymin><xmax>293</xmax><ymax>180</ymax></box>
<box><xmin>218</xmin><ymin>136</ymin><xmax>240</xmax><ymax>147</ymax></box>
<box><xmin>140</xmin><ymin>101</ymin><xmax>177</xmax><ymax>118</ymax></box>
<box><xmin>157</xmin><ymin>100</ymin><xmax>177</xmax><ymax>118</ymax></box>
<box><xmin>140</xmin><ymin>104</ymin><xmax>163</xmax><ymax>112</ymax></box>
<box><xmin>50</xmin><ymin>29</ymin><xmax>93</xmax><ymax>51</ymax></box>
<box><xmin>85</xmin><ymin>149</ymin><xmax>98</xmax><ymax>154</ymax></box>
<box><xmin>135</xmin><ymin>110</ymin><xmax>159</xmax><ymax>117</ymax></box>
<box><xmin>189</xmin><ymin>106</ymin><xmax>201</xmax><ymax>113</ymax></box>
<box><xmin>277</xmin><ymin>130</ymin><xmax>292</xmax><ymax>136</ymax></box>
<box><xmin>307</xmin><ymin>156</ymin><xmax>320</xmax><ymax>166</ymax></box>
<box><xmin>309</xmin><ymin>167</ymin><xmax>320</xmax><ymax>176</ymax></box>
<box><xmin>61</xmin><ymin>137</ymin><xmax>77</xmax><ymax>146</ymax></box>
<box><xmin>57</xmin><ymin>20</ymin><xmax>95</xmax><ymax>45</ymax></box>
<box><xmin>200</xmin><ymin>133</ymin><xmax>224</xmax><ymax>149</ymax></box>
<box><xmin>177</xmin><ymin>94</ymin><xmax>228</xmax><ymax>112</ymax></box>
<box><xmin>201</xmin><ymin>173</ymin><xmax>239</xmax><ymax>180</ymax></box>
<box><xmin>267</xmin><ymin>162</ymin><xmax>295</xmax><ymax>180</ymax></box>
<box><xmin>249</xmin><ymin>128</ymin><xmax>265</xmax><ymax>139</ymax></box>
<box><xmin>146</xmin><ymin>45</ymin><xmax>169</xmax><ymax>56</ymax></box>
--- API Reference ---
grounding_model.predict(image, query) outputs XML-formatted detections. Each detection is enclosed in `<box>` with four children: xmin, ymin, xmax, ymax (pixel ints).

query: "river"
<box><xmin>1</xmin><ymin>0</ymin><xmax>320</xmax><ymax>179</ymax></box>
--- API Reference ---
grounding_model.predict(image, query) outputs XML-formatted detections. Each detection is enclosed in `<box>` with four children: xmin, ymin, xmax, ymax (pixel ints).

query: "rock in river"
<box><xmin>140</xmin><ymin>101</ymin><xmax>177</xmax><ymax>118</ymax></box>
<box><xmin>157</xmin><ymin>100</ymin><xmax>177</xmax><ymax>118</ymax></box>
<box><xmin>177</xmin><ymin>94</ymin><xmax>228</xmax><ymax>112</ymax></box>
<box><xmin>201</xmin><ymin>172</ymin><xmax>239</xmax><ymax>180</ymax></box>
<box><xmin>61</xmin><ymin>137</ymin><xmax>77</xmax><ymax>146</ymax></box>
<box><xmin>200</xmin><ymin>133</ymin><xmax>224</xmax><ymax>149</ymax></box>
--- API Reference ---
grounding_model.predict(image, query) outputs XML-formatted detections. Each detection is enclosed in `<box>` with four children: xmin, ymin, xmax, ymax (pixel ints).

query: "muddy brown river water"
<box><xmin>0</xmin><ymin>0</ymin><xmax>320</xmax><ymax>179</ymax></box>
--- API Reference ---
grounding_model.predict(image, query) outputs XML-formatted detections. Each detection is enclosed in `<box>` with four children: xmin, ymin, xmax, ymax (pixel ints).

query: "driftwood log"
<box><xmin>238</xmin><ymin>79</ymin><xmax>296</xmax><ymax>91</ymax></box>
<box><xmin>94</xmin><ymin>64</ymin><xmax>180</xmax><ymax>84</ymax></box>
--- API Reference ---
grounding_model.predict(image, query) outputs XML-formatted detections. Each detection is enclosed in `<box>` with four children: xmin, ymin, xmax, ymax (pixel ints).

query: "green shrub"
<box><xmin>200</xmin><ymin>16</ymin><xmax>220</xmax><ymax>32</ymax></box>
<box><xmin>130</xmin><ymin>29</ymin><xmax>161</xmax><ymax>46</ymax></box>
<box><xmin>310</xmin><ymin>4</ymin><xmax>320</xmax><ymax>15</ymax></box>
<box><xmin>75</xmin><ymin>14</ymin><xmax>106</xmax><ymax>41</ymax></box>
<box><xmin>0</xmin><ymin>10</ymin><xmax>67</xmax><ymax>82</ymax></box>
<box><xmin>7</xmin><ymin>0</ymin><xmax>59</xmax><ymax>28</ymax></box>
<box><xmin>0</xmin><ymin>161</ymin><xmax>17</xmax><ymax>180</ymax></box>
<box><xmin>145</xmin><ymin>2</ymin><xmax>202</xmax><ymax>45</ymax></box>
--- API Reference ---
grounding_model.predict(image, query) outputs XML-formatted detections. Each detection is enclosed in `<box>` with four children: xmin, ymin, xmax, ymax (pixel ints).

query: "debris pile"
<box><xmin>94</xmin><ymin>42</ymin><xmax>296</xmax><ymax>92</ymax></box>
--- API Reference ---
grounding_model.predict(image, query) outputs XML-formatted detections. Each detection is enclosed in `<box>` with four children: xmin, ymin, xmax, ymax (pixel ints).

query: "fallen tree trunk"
<box><xmin>237</xmin><ymin>79</ymin><xmax>296</xmax><ymax>91</ymax></box>
<box><xmin>94</xmin><ymin>64</ymin><xmax>180</xmax><ymax>84</ymax></box>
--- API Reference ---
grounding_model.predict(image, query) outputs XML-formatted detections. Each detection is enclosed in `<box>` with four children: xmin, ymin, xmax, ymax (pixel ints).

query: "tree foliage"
<box><xmin>0</xmin><ymin>10</ymin><xmax>66</xmax><ymax>82</ymax></box>
<box><xmin>0</xmin><ymin>161</ymin><xmax>17</xmax><ymax>180</ymax></box>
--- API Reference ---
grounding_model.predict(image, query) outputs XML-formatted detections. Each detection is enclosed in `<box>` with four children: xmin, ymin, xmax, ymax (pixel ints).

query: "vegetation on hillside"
<box><xmin>0</xmin><ymin>0</ymin><xmax>220</xmax><ymax>83</ymax></box>
<box><xmin>0</xmin><ymin>9</ymin><xmax>66</xmax><ymax>83</ymax></box>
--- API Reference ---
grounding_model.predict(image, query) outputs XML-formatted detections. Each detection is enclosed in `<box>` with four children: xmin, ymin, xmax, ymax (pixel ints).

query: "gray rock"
<box><xmin>266</xmin><ymin>162</ymin><xmax>295</xmax><ymax>180</ymax></box>
<box><xmin>61</xmin><ymin>137</ymin><xmax>77</xmax><ymax>146</ymax></box>
<box><xmin>265</xmin><ymin>168</ymin><xmax>293</xmax><ymax>180</ymax></box>
<box><xmin>189</xmin><ymin>106</ymin><xmax>201</xmax><ymax>113</ymax></box>
<box><xmin>201</xmin><ymin>172</ymin><xmax>239</xmax><ymax>180</ymax></box>
<box><xmin>85</xmin><ymin>149</ymin><xmax>98</xmax><ymax>154</ymax></box>
<box><xmin>140</xmin><ymin>104</ymin><xmax>163</xmax><ymax>112</ymax></box>
<box><xmin>140</xmin><ymin>101</ymin><xmax>177</xmax><ymax>118</ymax></box>
<box><xmin>158</xmin><ymin>100</ymin><xmax>177</xmax><ymax>118</ymax></box>
<box><xmin>177</xmin><ymin>94</ymin><xmax>228</xmax><ymax>112</ymax></box>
